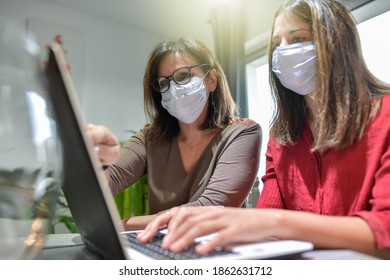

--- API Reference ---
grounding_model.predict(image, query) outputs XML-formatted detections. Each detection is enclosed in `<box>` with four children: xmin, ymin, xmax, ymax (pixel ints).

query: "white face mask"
<box><xmin>272</xmin><ymin>41</ymin><xmax>316</xmax><ymax>95</ymax></box>
<box><xmin>161</xmin><ymin>76</ymin><xmax>208</xmax><ymax>124</ymax></box>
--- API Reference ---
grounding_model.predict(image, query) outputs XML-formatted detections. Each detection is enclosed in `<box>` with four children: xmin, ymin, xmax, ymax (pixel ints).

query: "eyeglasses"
<box><xmin>151</xmin><ymin>64</ymin><xmax>210</xmax><ymax>93</ymax></box>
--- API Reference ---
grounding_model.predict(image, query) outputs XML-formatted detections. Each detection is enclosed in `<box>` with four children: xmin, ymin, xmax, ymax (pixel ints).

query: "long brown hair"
<box><xmin>143</xmin><ymin>38</ymin><xmax>237</xmax><ymax>143</ymax></box>
<box><xmin>268</xmin><ymin>0</ymin><xmax>390</xmax><ymax>152</ymax></box>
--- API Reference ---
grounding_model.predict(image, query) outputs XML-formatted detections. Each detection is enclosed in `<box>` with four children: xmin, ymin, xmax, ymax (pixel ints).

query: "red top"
<box><xmin>257</xmin><ymin>95</ymin><xmax>390</xmax><ymax>249</ymax></box>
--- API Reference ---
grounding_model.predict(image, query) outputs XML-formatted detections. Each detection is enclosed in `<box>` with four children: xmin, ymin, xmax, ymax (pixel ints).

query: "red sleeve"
<box><xmin>354</xmin><ymin>97</ymin><xmax>390</xmax><ymax>249</ymax></box>
<box><xmin>256</xmin><ymin>138</ymin><xmax>285</xmax><ymax>209</ymax></box>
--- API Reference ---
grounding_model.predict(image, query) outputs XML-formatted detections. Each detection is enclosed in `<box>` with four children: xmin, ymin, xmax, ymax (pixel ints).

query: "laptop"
<box><xmin>45</xmin><ymin>41</ymin><xmax>314</xmax><ymax>260</ymax></box>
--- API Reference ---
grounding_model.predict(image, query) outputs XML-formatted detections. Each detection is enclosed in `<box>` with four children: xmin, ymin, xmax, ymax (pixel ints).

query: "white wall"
<box><xmin>0</xmin><ymin>0</ymin><xmax>294</xmax><ymax>143</ymax></box>
<box><xmin>1</xmin><ymin>0</ymin><xmax>162</xmax><ymax>141</ymax></box>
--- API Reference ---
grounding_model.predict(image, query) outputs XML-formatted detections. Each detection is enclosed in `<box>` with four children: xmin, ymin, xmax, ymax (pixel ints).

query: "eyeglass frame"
<box><xmin>151</xmin><ymin>63</ymin><xmax>211</xmax><ymax>93</ymax></box>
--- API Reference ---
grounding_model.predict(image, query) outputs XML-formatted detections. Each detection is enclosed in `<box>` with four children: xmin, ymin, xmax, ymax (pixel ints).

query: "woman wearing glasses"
<box><xmin>105</xmin><ymin>37</ymin><xmax>262</xmax><ymax>230</ymax></box>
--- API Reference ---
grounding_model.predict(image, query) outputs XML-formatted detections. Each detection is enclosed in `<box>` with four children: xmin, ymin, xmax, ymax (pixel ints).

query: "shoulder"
<box><xmin>125</xmin><ymin>125</ymin><xmax>151</xmax><ymax>145</ymax></box>
<box><xmin>221</xmin><ymin>117</ymin><xmax>262</xmax><ymax>139</ymax></box>
<box><xmin>227</xmin><ymin>116</ymin><xmax>258</xmax><ymax>127</ymax></box>
<box><xmin>379</xmin><ymin>94</ymin><xmax>390</xmax><ymax>115</ymax></box>
<box><xmin>371</xmin><ymin>95</ymin><xmax>390</xmax><ymax>126</ymax></box>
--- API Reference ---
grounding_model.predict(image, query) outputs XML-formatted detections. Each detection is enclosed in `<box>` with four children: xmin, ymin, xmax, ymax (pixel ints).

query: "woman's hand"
<box><xmin>123</xmin><ymin>214</ymin><xmax>158</xmax><ymax>231</ymax></box>
<box><xmin>136</xmin><ymin>206</ymin><xmax>382</xmax><ymax>258</ymax></box>
<box><xmin>85</xmin><ymin>124</ymin><xmax>120</xmax><ymax>167</ymax></box>
<box><xmin>137</xmin><ymin>206</ymin><xmax>280</xmax><ymax>255</ymax></box>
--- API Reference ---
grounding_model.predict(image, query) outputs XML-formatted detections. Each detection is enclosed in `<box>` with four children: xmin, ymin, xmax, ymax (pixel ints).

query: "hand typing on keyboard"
<box><xmin>124</xmin><ymin>231</ymin><xmax>232</xmax><ymax>260</ymax></box>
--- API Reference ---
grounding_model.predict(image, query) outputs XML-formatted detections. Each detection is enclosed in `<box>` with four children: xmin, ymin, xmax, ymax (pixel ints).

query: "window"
<box><xmin>246</xmin><ymin>56</ymin><xmax>272</xmax><ymax>191</ymax></box>
<box><xmin>246</xmin><ymin>9</ymin><xmax>390</xmax><ymax>190</ymax></box>
<box><xmin>357</xmin><ymin>10</ymin><xmax>390</xmax><ymax>83</ymax></box>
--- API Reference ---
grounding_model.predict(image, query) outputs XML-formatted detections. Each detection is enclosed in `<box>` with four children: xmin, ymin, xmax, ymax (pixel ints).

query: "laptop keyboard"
<box><xmin>124</xmin><ymin>231</ymin><xmax>235</xmax><ymax>260</ymax></box>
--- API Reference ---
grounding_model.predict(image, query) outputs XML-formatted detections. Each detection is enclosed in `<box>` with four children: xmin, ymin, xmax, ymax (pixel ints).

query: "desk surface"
<box><xmin>38</xmin><ymin>233</ymin><xmax>380</xmax><ymax>260</ymax></box>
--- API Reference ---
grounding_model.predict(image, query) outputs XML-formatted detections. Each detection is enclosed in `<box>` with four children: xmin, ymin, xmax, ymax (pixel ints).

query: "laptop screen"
<box><xmin>45</xmin><ymin>42</ymin><xmax>127</xmax><ymax>260</ymax></box>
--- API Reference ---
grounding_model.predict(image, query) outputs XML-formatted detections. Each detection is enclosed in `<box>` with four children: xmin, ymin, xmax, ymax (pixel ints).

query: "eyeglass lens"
<box><xmin>153</xmin><ymin>64</ymin><xmax>208</xmax><ymax>93</ymax></box>
<box><xmin>157</xmin><ymin>67</ymin><xmax>191</xmax><ymax>93</ymax></box>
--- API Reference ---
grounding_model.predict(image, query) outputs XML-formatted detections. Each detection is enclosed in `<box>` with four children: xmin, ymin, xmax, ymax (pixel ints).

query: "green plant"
<box><xmin>50</xmin><ymin>191</ymin><xmax>78</xmax><ymax>233</ymax></box>
<box><xmin>114</xmin><ymin>175</ymin><xmax>148</xmax><ymax>219</ymax></box>
<box><xmin>51</xmin><ymin>176</ymin><xmax>148</xmax><ymax>233</ymax></box>
<box><xmin>114</xmin><ymin>138</ymin><xmax>149</xmax><ymax>219</ymax></box>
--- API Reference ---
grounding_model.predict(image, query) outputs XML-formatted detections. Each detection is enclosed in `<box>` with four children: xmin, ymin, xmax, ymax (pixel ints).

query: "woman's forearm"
<box><xmin>274</xmin><ymin>210</ymin><xmax>377</xmax><ymax>255</ymax></box>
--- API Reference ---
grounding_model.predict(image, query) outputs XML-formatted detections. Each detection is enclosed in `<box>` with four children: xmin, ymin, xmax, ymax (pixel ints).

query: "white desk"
<box><xmin>38</xmin><ymin>233</ymin><xmax>380</xmax><ymax>260</ymax></box>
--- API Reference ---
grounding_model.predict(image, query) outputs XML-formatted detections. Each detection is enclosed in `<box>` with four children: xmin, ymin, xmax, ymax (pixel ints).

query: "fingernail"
<box><xmin>162</xmin><ymin>235</ymin><xmax>171</xmax><ymax>248</ymax></box>
<box><xmin>137</xmin><ymin>230</ymin><xmax>146</xmax><ymax>238</ymax></box>
<box><xmin>170</xmin><ymin>241</ymin><xmax>182</xmax><ymax>252</ymax></box>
